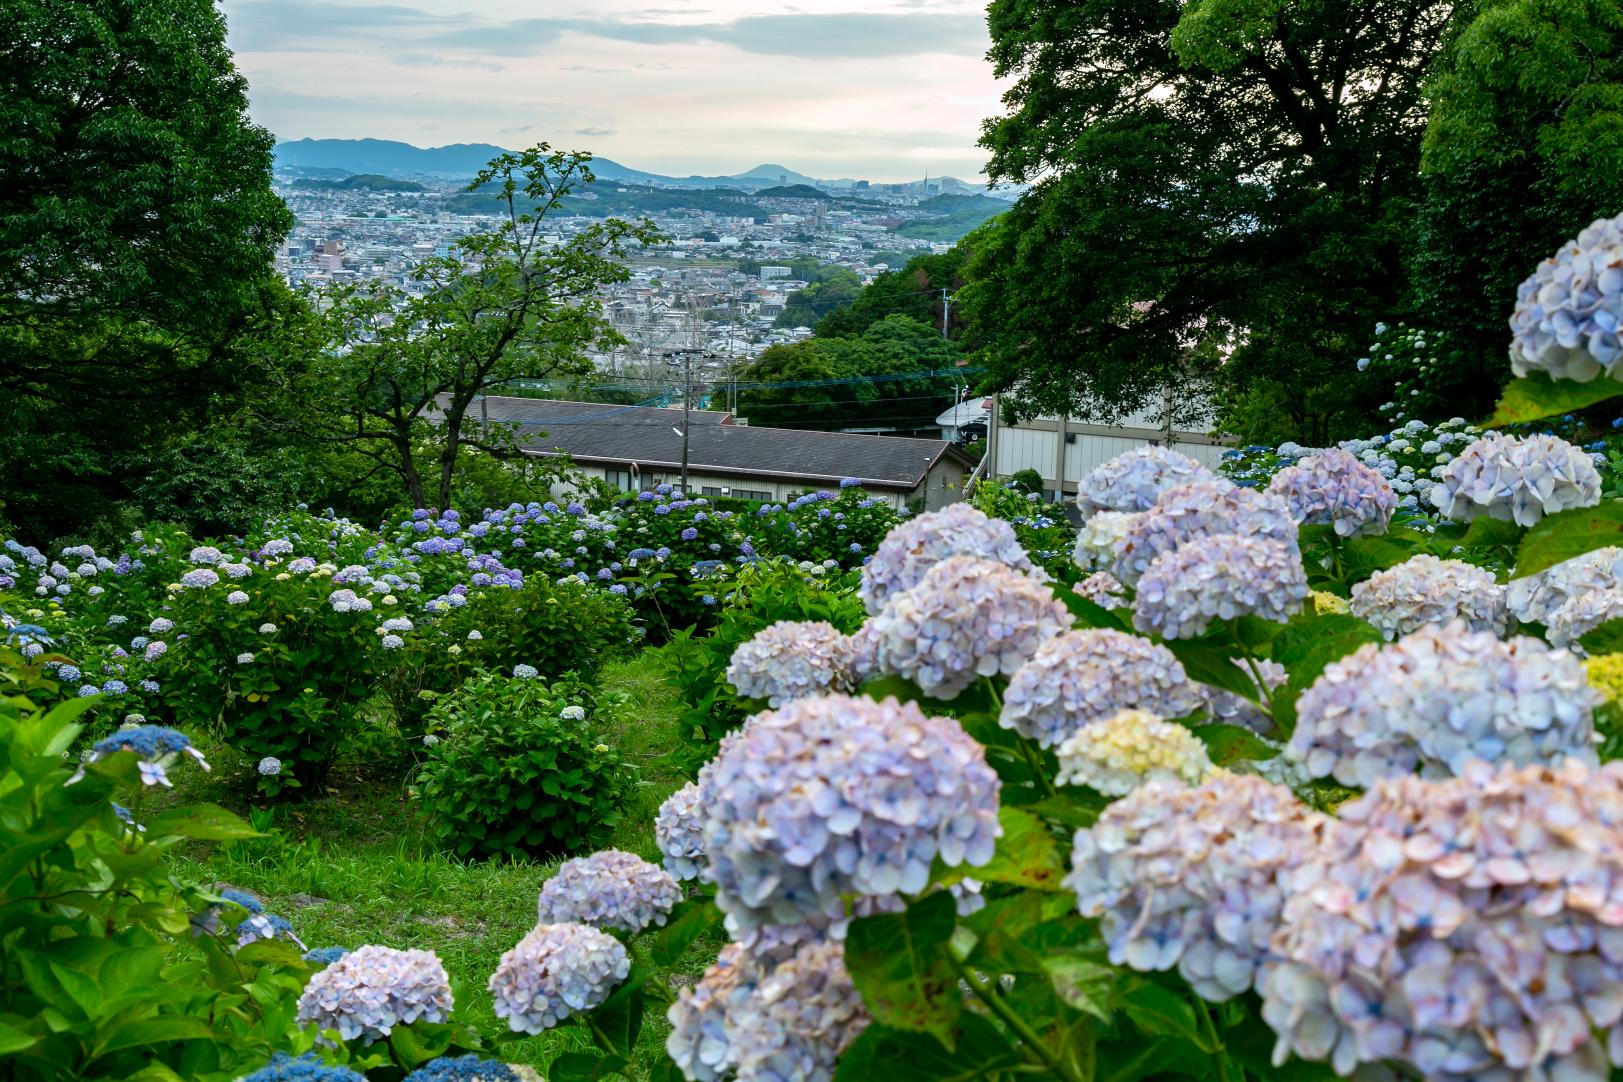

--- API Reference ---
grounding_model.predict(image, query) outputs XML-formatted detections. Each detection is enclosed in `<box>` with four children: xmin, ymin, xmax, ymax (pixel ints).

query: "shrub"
<box><xmin>664</xmin><ymin>558</ymin><xmax>866</xmax><ymax>768</ymax></box>
<box><xmin>969</xmin><ymin>479</ymin><xmax>1078</xmax><ymax>581</ymax></box>
<box><xmin>413</xmin><ymin>670</ymin><xmax>636</xmax><ymax>859</ymax></box>
<box><xmin>0</xmin><ymin>653</ymin><xmax>307</xmax><ymax>1080</ymax></box>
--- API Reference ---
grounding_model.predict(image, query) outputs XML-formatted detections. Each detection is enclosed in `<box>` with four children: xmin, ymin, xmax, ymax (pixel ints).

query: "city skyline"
<box><xmin>221</xmin><ymin>0</ymin><xmax>1006</xmax><ymax>183</ymax></box>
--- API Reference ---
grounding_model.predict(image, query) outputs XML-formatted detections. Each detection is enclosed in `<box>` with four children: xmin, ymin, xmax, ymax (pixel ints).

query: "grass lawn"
<box><xmin>165</xmin><ymin>648</ymin><xmax>708</xmax><ymax>1078</ymax></box>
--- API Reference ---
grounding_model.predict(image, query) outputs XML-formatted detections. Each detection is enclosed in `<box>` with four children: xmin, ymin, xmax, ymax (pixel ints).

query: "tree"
<box><xmin>964</xmin><ymin>0</ymin><xmax>1459</xmax><ymax>444</ymax></box>
<box><xmin>774</xmin><ymin>269</ymin><xmax>863</xmax><ymax>328</ymax></box>
<box><xmin>817</xmin><ymin>248</ymin><xmax>968</xmax><ymax>339</ymax></box>
<box><xmin>1411</xmin><ymin>0</ymin><xmax>1623</xmax><ymax>384</ymax></box>
<box><xmin>0</xmin><ymin>0</ymin><xmax>293</xmax><ymax>541</ymax></box>
<box><xmin>285</xmin><ymin>147</ymin><xmax>662</xmax><ymax>509</ymax></box>
<box><xmin>736</xmin><ymin>315</ymin><xmax>964</xmax><ymax>432</ymax></box>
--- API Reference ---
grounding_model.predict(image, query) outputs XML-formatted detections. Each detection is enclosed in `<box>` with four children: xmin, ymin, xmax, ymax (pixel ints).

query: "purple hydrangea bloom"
<box><xmin>1266</xmin><ymin>447</ymin><xmax>1396</xmax><ymax>537</ymax></box>
<box><xmin>1349</xmin><ymin>554</ymin><xmax>1506</xmax><ymax>640</ymax></box>
<box><xmin>1114</xmin><ymin>480</ymin><xmax>1297</xmax><ymax>587</ymax></box>
<box><xmin>489</xmin><ymin>922</ymin><xmax>628</xmax><ymax>1034</ymax></box>
<box><xmin>295</xmin><ymin>945</ymin><xmax>453</xmax><ymax>1043</ymax></box>
<box><xmin>656</xmin><ymin>781</ymin><xmax>706</xmax><ymax>881</ymax></box>
<box><xmin>1431</xmin><ymin>432</ymin><xmax>1601</xmax><ymax>526</ymax></box>
<box><xmin>1509</xmin><ymin>212</ymin><xmax>1623</xmax><ymax>381</ymax></box>
<box><xmin>1076</xmin><ymin>446</ymin><xmax>1215</xmax><ymax>518</ymax></box>
<box><xmin>1000</xmin><ymin>629</ymin><xmax>1202</xmax><ymax>748</ymax></box>
<box><xmin>1133</xmin><ymin>533</ymin><xmax>1307</xmax><ymax>640</ymax></box>
<box><xmin>536</xmin><ymin>850</ymin><xmax>682</xmax><ymax>934</ymax></box>
<box><xmin>726</xmin><ymin>620</ymin><xmax>856</xmax><ymax>706</ymax></box>
<box><xmin>858</xmin><ymin>503</ymin><xmax>1036</xmax><ymax>615</ymax></box>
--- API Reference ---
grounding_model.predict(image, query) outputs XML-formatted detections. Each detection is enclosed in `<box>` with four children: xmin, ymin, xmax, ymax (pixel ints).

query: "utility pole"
<box><xmin>664</xmin><ymin>347</ymin><xmax>712</xmax><ymax>495</ymax></box>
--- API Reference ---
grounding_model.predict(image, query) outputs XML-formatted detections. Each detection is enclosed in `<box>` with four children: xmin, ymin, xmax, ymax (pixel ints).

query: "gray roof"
<box><xmin>479</xmin><ymin>396</ymin><xmax>970</xmax><ymax>490</ymax></box>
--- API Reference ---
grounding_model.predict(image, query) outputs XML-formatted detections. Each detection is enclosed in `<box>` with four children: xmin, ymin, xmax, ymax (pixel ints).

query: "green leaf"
<box><xmin>143</xmin><ymin>804</ymin><xmax>261</xmax><ymax>842</ymax></box>
<box><xmin>1191</xmin><ymin>724</ymin><xmax>1277</xmax><ymax>766</ymax></box>
<box><xmin>1516</xmin><ymin>503</ymin><xmax>1623</xmax><ymax>578</ymax></box>
<box><xmin>388</xmin><ymin>1021</ymin><xmax>453</xmax><ymax>1068</ymax></box>
<box><xmin>96</xmin><ymin>1016</ymin><xmax>218</xmax><ymax>1054</ymax></box>
<box><xmin>844</xmin><ymin>891</ymin><xmax>960</xmax><ymax>1047</ymax></box>
<box><xmin>970</xmin><ymin>806</ymin><xmax>1065</xmax><ymax>890</ymax></box>
<box><xmin>589</xmin><ymin>968</ymin><xmax>650</xmax><ymax>1059</ymax></box>
<box><xmin>0</xmin><ymin>1020</ymin><xmax>38</xmax><ymax>1055</ymax></box>
<box><xmin>1058</xmin><ymin>587</ymin><xmax>1130</xmax><ymax>630</ymax></box>
<box><xmin>1339</xmin><ymin>536</ymin><xmax>1415</xmax><ymax>578</ymax></box>
<box><xmin>1165</xmin><ymin>642</ymin><xmax>1255</xmax><ymax>701</ymax></box>
<box><xmin>1271</xmin><ymin>614</ymin><xmax>1383</xmax><ymax>687</ymax></box>
<box><xmin>644</xmin><ymin>899</ymin><xmax>717</xmax><ymax>967</ymax></box>
<box><xmin>834</xmin><ymin>1015</ymin><xmax>1022</xmax><ymax>1082</ymax></box>
<box><xmin>1043</xmin><ymin>953</ymin><xmax>1118</xmax><ymax>1022</ymax></box>
<box><xmin>1580</xmin><ymin>619</ymin><xmax>1623</xmax><ymax>656</ymax></box>
<box><xmin>1461</xmin><ymin>517</ymin><xmax>1524</xmax><ymax>549</ymax></box>
<box><xmin>1120</xmin><ymin>980</ymin><xmax>1207</xmax><ymax>1049</ymax></box>
<box><xmin>1489</xmin><ymin>371</ymin><xmax>1623</xmax><ymax>426</ymax></box>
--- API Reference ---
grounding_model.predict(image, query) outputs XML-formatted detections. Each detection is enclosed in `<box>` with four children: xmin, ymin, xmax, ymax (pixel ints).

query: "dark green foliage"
<box><xmin>737</xmin><ymin>315</ymin><xmax>964</xmax><ymax>432</ymax></box>
<box><xmin>1412</xmin><ymin>0</ymin><xmax>1623</xmax><ymax>394</ymax></box>
<box><xmin>817</xmin><ymin>249</ymin><xmax>967</xmax><ymax>340</ymax></box>
<box><xmin>892</xmin><ymin>195</ymin><xmax>1008</xmax><ymax>242</ymax></box>
<box><xmin>967</xmin><ymin>0</ymin><xmax>1455</xmax><ymax>444</ymax></box>
<box><xmin>289</xmin><ymin>174</ymin><xmax>426</xmax><ymax>192</ymax></box>
<box><xmin>0</xmin><ymin>0</ymin><xmax>293</xmax><ymax>543</ymax></box>
<box><xmin>414</xmin><ymin>671</ymin><xmax>636</xmax><ymax>859</ymax></box>
<box><xmin>775</xmin><ymin>268</ymin><xmax>864</xmax><ymax>328</ymax></box>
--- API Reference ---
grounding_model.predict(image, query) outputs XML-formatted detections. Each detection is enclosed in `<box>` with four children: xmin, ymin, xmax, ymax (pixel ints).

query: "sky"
<box><xmin>219</xmin><ymin>0</ymin><xmax>1007</xmax><ymax>183</ymax></box>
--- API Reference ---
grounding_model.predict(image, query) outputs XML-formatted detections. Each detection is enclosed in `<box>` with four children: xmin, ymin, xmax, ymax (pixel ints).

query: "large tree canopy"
<box><xmin>965</xmin><ymin>0</ymin><xmax>1459</xmax><ymax>443</ymax></box>
<box><xmin>0</xmin><ymin>0</ymin><xmax>293</xmax><ymax>540</ymax></box>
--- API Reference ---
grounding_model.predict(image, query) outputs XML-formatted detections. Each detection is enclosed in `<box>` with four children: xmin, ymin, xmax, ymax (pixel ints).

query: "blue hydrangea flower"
<box><xmin>1510</xmin><ymin>212</ymin><xmax>1623</xmax><ymax>381</ymax></box>
<box><xmin>1076</xmin><ymin>446</ymin><xmax>1215</xmax><ymax>517</ymax></box>
<box><xmin>1000</xmin><ymin>629</ymin><xmax>1202</xmax><ymax>748</ymax></box>
<box><xmin>296</xmin><ymin>944</ymin><xmax>453</xmax><ymax>1043</ymax></box>
<box><xmin>512</xmin><ymin>664</ymin><xmax>538</xmax><ymax>680</ymax></box>
<box><xmin>726</xmin><ymin>620</ymin><xmax>855</xmax><ymax>706</ymax></box>
<box><xmin>1114</xmin><ymin>480</ymin><xmax>1297</xmax><ymax>586</ymax></box>
<box><xmin>239</xmin><ymin>1052</ymin><xmax>367</xmax><ymax>1081</ymax></box>
<box><xmin>69</xmin><ymin>725</ymin><xmax>209</xmax><ymax>787</ymax></box>
<box><xmin>1431</xmin><ymin>432</ymin><xmax>1601</xmax><ymax>526</ymax></box>
<box><xmin>303</xmin><ymin>946</ymin><xmax>351</xmax><ymax>966</ymax></box>
<box><xmin>1266</xmin><ymin>448</ymin><xmax>1396</xmax><ymax>537</ymax></box>
<box><xmin>180</xmin><ymin>568</ymin><xmax>219</xmax><ymax>589</ymax></box>
<box><xmin>536</xmin><ymin>850</ymin><xmax>681</xmax><ymax>933</ymax></box>
<box><xmin>237</xmin><ymin>912</ymin><xmax>306</xmax><ymax>950</ymax></box>
<box><xmin>859</xmin><ymin>503</ymin><xmax>1035</xmax><ymax>615</ymax></box>
<box><xmin>656</xmin><ymin>781</ymin><xmax>706</xmax><ymax>881</ymax></box>
<box><xmin>403</xmin><ymin>1055</ymin><xmax>523</xmax><ymax>1081</ymax></box>
<box><xmin>1133</xmin><ymin>533</ymin><xmax>1307</xmax><ymax>640</ymax></box>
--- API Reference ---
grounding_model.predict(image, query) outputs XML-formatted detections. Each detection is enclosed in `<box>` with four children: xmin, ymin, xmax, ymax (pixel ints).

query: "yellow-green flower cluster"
<box><xmin>1586</xmin><ymin>653</ymin><xmax>1623</xmax><ymax>705</ymax></box>
<box><xmin>1309</xmin><ymin>590</ymin><xmax>1349</xmax><ymax>615</ymax></box>
<box><xmin>1054</xmin><ymin>709</ymin><xmax>1214</xmax><ymax>796</ymax></box>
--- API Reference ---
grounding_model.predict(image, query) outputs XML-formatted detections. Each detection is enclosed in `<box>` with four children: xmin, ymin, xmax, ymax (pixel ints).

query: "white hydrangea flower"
<box><xmin>1509</xmin><ymin>211</ymin><xmax>1623</xmax><ymax>380</ymax></box>
<box><xmin>1548</xmin><ymin>587</ymin><xmax>1623</xmax><ymax>651</ymax></box>
<box><xmin>1506</xmin><ymin>547</ymin><xmax>1623</xmax><ymax>625</ymax></box>
<box><xmin>858</xmin><ymin>503</ymin><xmax>1035</xmax><ymax>615</ymax></box>
<box><xmin>1076</xmin><ymin>446</ymin><xmax>1214</xmax><ymax>518</ymax></box>
<box><xmin>1133</xmin><ymin>534</ymin><xmax>1307</xmax><ymax>640</ymax></box>
<box><xmin>655</xmin><ymin>782</ymin><xmax>706</xmax><ymax>881</ymax></box>
<box><xmin>1287</xmin><ymin>621</ymin><xmax>1598</xmax><ymax>787</ymax></box>
<box><xmin>867</xmin><ymin>555</ymin><xmax>1070</xmax><ymax>699</ymax></box>
<box><xmin>1114</xmin><ymin>479</ymin><xmax>1297</xmax><ymax>586</ymax></box>
<box><xmin>1349</xmin><ymin>554</ymin><xmax>1506</xmax><ymax>640</ymax></box>
<box><xmin>1265</xmin><ymin>448</ymin><xmax>1396</xmax><ymax>537</ymax></box>
<box><xmin>489</xmin><ymin>923</ymin><xmax>628</xmax><ymax>1034</ymax></box>
<box><xmin>1000</xmin><ymin>629</ymin><xmax>1201</xmax><ymax>748</ymax></box>
<box><xmin>1073</xmin><ymin>571</ymin><xmax>1128</xmax><ymax>610</ymax></box>
<box><xmin>295</xmin><ymin>945</ymin><xmax>453</xmax><ymax>1043</ymax></box>
<box><xmin>1430</xmin><ymin>432</ymin><xmax>1601</xmax><ymax>526</ymax></box>
<box><xmin>1054</xmin><ymin>709</ymin><xmax>1214</xmax><ymax>795</ymax></box>
<box><xmin>697</xmin><ymin>694</ymin><xmax>1000</xmax><ymax>930</ymax></box>
<box><xmin>725</xmin><ymin>620</ymin><xmax>855</xmax><ymax>706</ymax></box>
<box><xmin>1071</xmin><ymin>510</ymin><xmax>1141</xmax><ymax>572</ymax></box>
<box><xmin>536</xmin><ymin>850</ymin><xmax>682</xmax><ymax>934</ymax></box>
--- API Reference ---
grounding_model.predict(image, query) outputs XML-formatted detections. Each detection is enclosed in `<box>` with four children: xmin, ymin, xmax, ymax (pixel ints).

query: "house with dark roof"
<box><xmin>475</xmin><ymin>396</ymin><xmax>975</xmax><ymax>509</ymax></box>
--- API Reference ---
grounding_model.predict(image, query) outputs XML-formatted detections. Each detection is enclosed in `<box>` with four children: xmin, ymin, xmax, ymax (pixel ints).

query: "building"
<box><xmin>984</xmin><ymin>397</ymin><xmax>1230</xmax><ymax>502</ymax></box>
<box><xmin>474</xmin><ymin>396</ymin><xmax>974</xmax><ymax>509</ymax></box>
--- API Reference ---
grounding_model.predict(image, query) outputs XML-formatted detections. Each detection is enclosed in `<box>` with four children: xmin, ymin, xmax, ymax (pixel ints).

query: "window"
<box><xmin>701</xmin><ymin>486</ymin><xmax>724</xmax><ymax>498</ymax></box>
<box><xmin>732</xmin><ymin>488</ymin><xmax>773</xmax><ymax>502</ymax></box>
<box><xmin>604</xmin><ymin>469</ymin><xmax>635</xmax><ymax>492</ymax></box>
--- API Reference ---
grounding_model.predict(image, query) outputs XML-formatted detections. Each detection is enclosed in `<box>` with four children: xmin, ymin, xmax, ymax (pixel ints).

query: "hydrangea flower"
<box><xmin>180</xmin><ymin>568</ymin><xmax>219</xmax><ymax>589</ymax></box>
<box><xmin>1073</xmin><ymin>571</ymin><xmax>1128</xmax><ymax>610</ymax></box>
<box><xmin>1587</xmin><ymin>652</ymin><xmax>1623</xmax><ymax>704</ymax></box>
<box><xmin>68</xmin><ymin>725</ymin><xmax>209</xmax><ymax>787</ymax></box>
<box><xmin>188</xmin><ymin>546</ymin><xmax>224</xmax><ymax>565</ymax></box>
<box><xmin>1054</xmin><ymin>709</ymin><xmax>1214</xmax><ymax>795</ymax></box>
<box><xmin>1113</xmin><ymin>480</ymin><xmax>1297</xmax><ymax>586</ymax></box>
<box><xmin>1071</xmin><ymin>510</ymin><xmax>1140</xmax><ymax>572</ymax></box>
<box><xmin>237</xmin><ymin>912</ymin><xmax>306</xmax><ymax>950</ymax></box>
<box><xmin>258</xmin><ymin>756</ymin><xmax>282</xmax><ymax>776</ymax></box>
<box><xmin>656</xmin><ymin>781</ymin><xmax>706</xmax><ymax>881</ymax></box>
<box><xmin>237</xmin><ymin>652</ymin><xmax>255</xmax><ymax>664</ymax></box>
<box><xmin>667</xmin><ymin>938</ymin><xmax>869</xmax><ymax>1082</ymax></box>
<box><xmin>1202</xmin><ymin>658</ymin><xmax>1286</xmax><ymax>735</ymax></box>
<box><xmin>1265</xmin><ymin>448</ymin><xmax>1396</xmax><ymax>537</ymax></box>
<box><xmin>1076</xmin><ymin>446</ymin><xmax>1215</xmax><ymax>518</ymax></box>
<box><xmin>512</xmin><ymin>664</ymin><xmax>538</xmax><ymax>680</ymax></box>
<box><xmin>1509</xmin><ymin>211</ymin><xmax>1623</xmax><ymax>381</ymax></box>
<box><xmin>725</xmin><ymin>620</ymin><xmax>855</xmax><ymax>706</ymax></box>
<box><xmin>999</xmin><ymin>629</ymin><xmax>1201</xmax><ymax>748</ymax></box>
<box><xmin>1506</xmin><ymin>546</ymin><xmax>1623</xmax><ymax>625</ymax></box>
<box><xmin>1548</xmin><ymin>586</ymin><xmax>1623</xmax><ymax>651</ymax></box>
<box><xmin>296</xmin><ymin>945</ymin><xmax>453</xmax><ymax>1043</ymax></box>
<box><xmin>239</xmin><ymin>1052</ymin><xmax>367</xmax><ymax>1082</ymax></box>
<box><xmin>226</xmin><ymin>590</ymin><xmax>250</xmax><ymax>605</ymax></box>
<box><xmin>867</xmin><ymin>555</ymin><xmax>1070</xmax><ymax>699</ymax></box>
<box><xmin>1348</xmin><ymin>554</ymin><xmax>1506</xmax><ymax>640</ymax></box>
<box><xmin>1430</xmin><ymin>432</ymin><xmax>1601</xmax><ymax>526</ymax></box>
<box><xmin>536</xmin><ymin>849</ymin><xmax>682</xmax><ymax>934</ymax></box>
<box><xmin>858</xmin><ymin>503</ymin><xmax>1035</xmax><ymax>615</ymax></box>
<box><xmin>403</xmin><ymin>1056</ymin><xmax>531</xmax><ymax>1082</ymax></box>
<box><xmin>1263</xmin><ymin>759</ymin><xmax>1623</xmax><ymax>1080</ymax></box>
<box><xmin>488</xmin><ymin>922</ymin><xmax>629</xmax><ymax>1034</ymax></box>
<box><xmin>304</xmin><ymin>946</ymin><xmax>351</xmax><ymax>966</ymax></box>
<box><xmin>1066</xmin><ymin>773</ymin><xmax>1327</xmax><ymax>1002</ymax></box>
<box><xmin>560</xmin><ymin>705</ymin><xmax>585</xmax><ymax>721</ymax></box>
<box><xmin>1133</xmin><ymin>534</ymin><xmax>1307</xmax><ymax>640</ymax></box>
<box><xmin>1287</xmin><ymin>621</ymin><xmax>1597</xmax><ymax>786</ymax></box>
<box><xmin>698</xmin><ymin>694</ymin><xmax>1000</xmax><ymax>930</ymax></box>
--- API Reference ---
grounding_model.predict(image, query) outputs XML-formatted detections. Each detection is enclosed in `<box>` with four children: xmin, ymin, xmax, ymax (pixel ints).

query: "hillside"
<box><xmin>754</xmin><ymin>184</ymin><xmax>833</xmax><ymax>201</ymax></box>
<box><xmin>892</xmin><ymin>194</ymin><xmax>1007</xmax><ymax>241</ymax></box>
<box><xmin>442</xmin><ymin>182</ymin><xmax>770</xmax><ymax>222</ymax></box>
<box><xmin>289</xmin><ymin>174</ymin><xmax>426</xmax><ymax>192</ymax></box>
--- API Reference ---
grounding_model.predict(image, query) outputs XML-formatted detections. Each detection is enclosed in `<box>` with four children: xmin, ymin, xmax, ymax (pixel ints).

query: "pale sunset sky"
<box><xmin>218</xmin><ymin>0</ymin><xmax>1006</xmax><ymax>182</ymax></box>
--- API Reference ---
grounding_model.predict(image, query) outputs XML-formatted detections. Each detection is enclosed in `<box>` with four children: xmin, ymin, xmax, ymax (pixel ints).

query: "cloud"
<box><xmin>226</xmin><ymin>2</ymin><xmax>985</xmax><ymax>60</ymax></box>
<box><xmin>576</xmin><ymin>127</ymin><xmax>618</xmax><ymax>136</ymax></box>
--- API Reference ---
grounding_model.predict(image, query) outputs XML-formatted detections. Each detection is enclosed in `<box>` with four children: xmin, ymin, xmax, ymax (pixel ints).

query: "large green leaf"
<box><xmin>1043</xmin><ymin>953</ymin><xmax>1117</xmax><ymax>1022</ymax></box>
<box><xmin>1165</xmin><ymin>642</ymin><xmax>1255</xmax><ymax>701</ymax></box>
<box><xmin>644</xmin><ymin>899</ymin><xmax>717</xmax><ymax>967</ymax></box>
<box><xmin>970</xmin><ymin>807</ymin><xmax>1066</xmax><ymax>890</ymax></box>
<box><xmin>1515</xmin><ymin>503</ymin><xmax>1623</xmax><ymax>577</ymax></box>
<box><xmin>1489</xmin><ymin>372</ymin><xmax>1623</xmax><ymax>426</ymax></box>
<box><xmin>844</xmin><ymin>892</ymin><xmax>960</xmax><ymax>1047</ymax></box>
<box><xmin>1119</xmin><ymin>980</ymin><xmax>1208</xmax><ymax>1050</ymax></box>
<box><xmin>1192</xmin><ymin>724</ymin><xmax>1278</xmax><ymax>766</ymax></box>
<box><xmin>590</xmin><ymin>968</ymin><xmax>650</xmax><ymax>1059</ymax></box>
<box><xmin>143</xmin><ymin>804</ymin><xmax>260</xmax><ymax>842</ymax></box>
<box><xmin>1581</xmin><ymin>620</ymin><xmax>1623</xmax><ymax>656</ymax></box>
<box><xmin>550</xmin><ymin>1052</ymin><xmax>631</xmax><ymax>1081</ymax></box>
<box><xmin>1271</xmin><ymin>615</ymin><xmax>1382</xmax><ymax>687</ymax></box>
<box><xmin>0</xmin><ymin>1019</ymin><xmax>38</xmax><ymax>1055</ymax></box>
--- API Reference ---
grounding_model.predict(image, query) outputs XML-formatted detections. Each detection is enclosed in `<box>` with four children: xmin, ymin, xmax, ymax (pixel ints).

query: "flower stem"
<box><xmin>949</xmin><ymin>947</ymin><xmax>1087</xmax><ymax>1082</ymax></box>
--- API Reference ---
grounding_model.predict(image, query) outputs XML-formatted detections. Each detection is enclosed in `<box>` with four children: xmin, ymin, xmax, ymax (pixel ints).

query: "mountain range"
<box><xmin>272</xmin><ymin>138</ymin><xmax>992</xmax><ymax>195</ymax></box>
